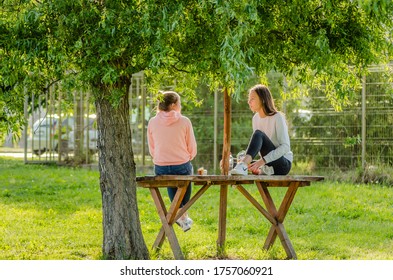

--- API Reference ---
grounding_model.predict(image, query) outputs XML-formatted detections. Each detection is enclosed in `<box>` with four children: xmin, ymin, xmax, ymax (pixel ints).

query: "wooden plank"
<box><xmin>221</xmin><ymin>87</ymin><xmax>231</xmax><ymax>176</ymax></box>
<box><xmin>194</xmin><ymin>180</ymin><xmax>255</xmax><ymax>186</ymax></box>
<box><xmin>150</xmin><ymin>188</ymin><xmax>167</xmax><ymax>250</ymax></box>
<box><xmin>137</xmin><ymin>179</ymin><xmax>315</xmax><ymax>188</ymax></box>
<box><xmin>235</xmin><ymin>185</ymin><xmax>276</xmax><ymax>225</ymax></box>
<box><xmin>137</xmin><ymin>180</ymin><xmax>192</xmax><ymax>188</ymax></box>
<box><xmin>275</xmin><ymin>223</ymin><xmax>297</xmax><ymax>260</ymax></box>
<box><xmin>263</xmin><ymin>219</ymin><xmax>298</xmax><ymax>259</ymax></box>
<box><xmin>152</xmin><ymin>183</ymin><xmax>211</xmax><ymax>259</ymax></box>
<box><xmin>175</xmin><ymin>182</ymin><xmax>211</xmax><ymax>220</ymax></box>
<box><xmin>263</xmin><ymin>226</ymin><xmax>277</xmax><ymax>251</ymax></box>
<box><xmin>150</xmin><ymin>188</ymin><xmax>184</xmax><ymax>259</ymax></box>
<box><xmin>277</xmin><ymin>182</ymin><xmax>300</xmax><ymax>222</ymax></box>
<box><xmin>217</xmin><ymin>184</ymin><xmax>228</xmax><ymax>255</ymax></box>
<box><xmin>256</xmin><ymin>182</ymin><xmax>278</xmax><ymax>216</ymax></box>
<box><xmin>136</xmin><ymin>175</ymin><xmax>325</xmax><ymax>185</ymax></box>
<box><xmin>166</xmin><ymin>182</ymin><xmax>189</xmax><ymax>225</ymax></box>
<box><xmin>257</xmin><ymin>183</ymin><xmax>280</xmax><ymax>250</ymax></box>
<box><xmin>260</xmin><ymin>182</ymin><xmax>300</xmax><ymax>259</ymax></box>
<box><xmin>152</xmin><ymin>183</ymin><xmax>191</xmax><ymax>252</ymax></box>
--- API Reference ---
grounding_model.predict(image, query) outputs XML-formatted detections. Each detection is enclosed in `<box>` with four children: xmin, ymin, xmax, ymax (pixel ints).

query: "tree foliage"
<box><xmin>1</xmin><ymin>0</ymin><xmax>393</xmax><ymax>134</ymax></box>
<box><xmin>146</xmin><ymin>0</ymin><xmax>392</xmax><ymax>107</ymax></box>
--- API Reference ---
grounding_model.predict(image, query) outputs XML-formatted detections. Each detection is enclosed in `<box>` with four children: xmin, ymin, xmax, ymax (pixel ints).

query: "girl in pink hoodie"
<box><xmin>147</xmin><ymin>91</ymin><xmax>197</xmax><ymax>232</ymax></box>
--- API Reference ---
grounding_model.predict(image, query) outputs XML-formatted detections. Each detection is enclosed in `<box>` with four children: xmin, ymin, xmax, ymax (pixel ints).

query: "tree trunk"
<box><xmin>95</xmin><ymin>87</ymin><xmax>149</xmax><ymax>260</ymax></box>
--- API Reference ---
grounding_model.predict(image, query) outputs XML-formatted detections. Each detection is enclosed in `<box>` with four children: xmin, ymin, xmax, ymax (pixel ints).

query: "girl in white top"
<box><xmin>230</xmin><ymin>84</ymin><xmax>293</xmax><ymax>175</ymax></box>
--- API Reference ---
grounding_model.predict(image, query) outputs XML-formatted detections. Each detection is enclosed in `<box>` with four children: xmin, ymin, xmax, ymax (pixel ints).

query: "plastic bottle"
<box><xmin>229</xmin><ymin>153</ymin><xmax>234</xmax><ymax>170</ymax></box>
<box><xmin>237</xmin><ymin>150</ymin><xmax>246</xmax><ymax>162</ymax></box>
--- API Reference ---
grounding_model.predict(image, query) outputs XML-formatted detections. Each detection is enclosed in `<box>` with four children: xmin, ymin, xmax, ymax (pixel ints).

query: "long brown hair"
<box><xmin>250</xmin><ymin>84</ymin><xmax>277</xmax><ymax>116</ymax></box>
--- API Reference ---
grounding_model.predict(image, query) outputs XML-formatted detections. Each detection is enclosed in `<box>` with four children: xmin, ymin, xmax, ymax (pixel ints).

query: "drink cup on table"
<box><xmin>197</xmin><ymin>167</ymin><xmax>206</xmax><ymax>175</ymax></box>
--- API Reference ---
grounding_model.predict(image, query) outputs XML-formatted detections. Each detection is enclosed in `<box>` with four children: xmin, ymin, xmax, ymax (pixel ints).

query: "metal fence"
<box><xmin>289</xmin><ymin>67</ymin><xmax>393</xmax><ymax>171</ymax></box>
<box><xmin>23</xmin><ymin>84</ymin><xmax>98</xmax><ymax>165</ymax></box>
<box><xmin>21</xmin><ymin>66</ymin><xmax>393</xmax><ymax>174</ymax></box>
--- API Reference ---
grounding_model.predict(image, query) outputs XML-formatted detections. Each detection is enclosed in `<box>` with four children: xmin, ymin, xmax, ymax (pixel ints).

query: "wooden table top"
<box><xmin>136</xmin><ymin>175</ymin><xmax>324</xmax><ymax>187</ymax></box>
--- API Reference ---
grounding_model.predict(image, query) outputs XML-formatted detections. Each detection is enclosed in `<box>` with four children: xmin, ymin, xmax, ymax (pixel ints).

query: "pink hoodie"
<box><xmin>147</xmin><ymin>110</ymin><xmax>197</xmax><ymax>166</ymax></box>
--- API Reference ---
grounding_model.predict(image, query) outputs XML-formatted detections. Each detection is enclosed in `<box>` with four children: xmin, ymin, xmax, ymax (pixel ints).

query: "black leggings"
<box><xmin>245</xmin><ymin>130</ymin><xmax>292</xmax><ymax>175</ymax></box>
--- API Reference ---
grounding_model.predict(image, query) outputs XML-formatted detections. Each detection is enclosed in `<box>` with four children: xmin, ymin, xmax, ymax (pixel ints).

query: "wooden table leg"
<box><xmin>150</xmin><ymin>184</ymin><xmax>188</xmax><ymax>260</ymax></box>
<box><xmin>154</xmin><ymin>183</ymin><xmax>211</xmax><ymax>250</ymax></box>
<box><xmin>217</xmin><ymin>184</ymin><xmax>228</xmax><ymax>256</ymax></box>
<box><xmin>236</xmin><ymin>185</ymin><xmax>276</xmax><ymax>225</ymax></box>
<box><xmin>176</xmin><ymin>183</ymin><xmax>211</xmax><ymax>219</ymax></box>
<box><xmin>256</xmin><ymin>181</ymin><xmax>300</xmax><ymax>259</ymax></box>
<box><xmin>150</xmin><ymin>188</ymin><xmax>167</xmax><ymax>250</ymax></box>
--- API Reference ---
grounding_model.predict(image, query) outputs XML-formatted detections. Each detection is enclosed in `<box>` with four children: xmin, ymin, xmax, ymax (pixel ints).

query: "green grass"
<box><xmin>1</xmin><ymin>157</ymin><xmax>393</xmax><ymax>260</ymax></box>
<box><xmin>0</xmin><ymin>157</ymin><xmax>102</xmax><ymax>260</ymax></box>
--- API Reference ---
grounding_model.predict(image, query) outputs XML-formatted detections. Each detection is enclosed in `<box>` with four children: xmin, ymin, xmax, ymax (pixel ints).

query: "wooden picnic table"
<box><xmin>136</xmin><ymin>174</ymin><xmax>324</xmax><ymax>260</ymax></box>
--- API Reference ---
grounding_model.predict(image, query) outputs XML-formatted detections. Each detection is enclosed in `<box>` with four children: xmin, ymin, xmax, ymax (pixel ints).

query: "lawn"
<box><xmin>1</xmin><ymin>157</ymin><xmax>393</xmax><ymax>260</ymax></box>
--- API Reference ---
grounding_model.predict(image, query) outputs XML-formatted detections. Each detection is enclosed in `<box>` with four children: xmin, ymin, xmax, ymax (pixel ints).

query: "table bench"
<box><xmin>136</xmin><ymin>175</ymin><xmax>324</xmax><ymax>260</ymax></box>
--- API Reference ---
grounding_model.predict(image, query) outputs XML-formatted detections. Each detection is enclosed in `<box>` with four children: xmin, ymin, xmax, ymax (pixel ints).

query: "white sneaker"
<box><xmin>176</xmin><ymin>213</ymin><xmax>193</xmax><ymax>232</ymax></box>
<box><xmin>230</xmin><ymin>162</ymin><xmax>248</xmax><ymax>175</ymax></box>
<box><xmin>186</xmin><ymin>217</ymin><xmax>193</xmax><ymax>227</ymax></box>
<box><xmin>176</xmin><ymin>218</ymin><xmax>190</xmax><ymax>232</ymax></box>
<box><xmin>260</xmin><ymin>165</ymin><xmax>274</xmax><ymax>175</ymax></box>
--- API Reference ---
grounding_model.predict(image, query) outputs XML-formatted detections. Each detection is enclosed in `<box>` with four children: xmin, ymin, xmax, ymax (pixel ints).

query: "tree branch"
<box><xmin>171</xmin><ymin>64</ymin><xmax>190</xmax><ymax>73</ymax></box>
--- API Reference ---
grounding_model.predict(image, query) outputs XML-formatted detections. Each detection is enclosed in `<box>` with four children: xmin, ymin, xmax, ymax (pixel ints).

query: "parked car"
<box><xmin>62</xmin><ymin>116</ymin><xmax>98</xmax><ymax>154</ymax></box>
<box><xmin>27</xmin><ymin>115</ymin><xmax>98</xmax><ymax>156</ymax></box>
<box><xmin>26</xmin><ymin>116</ymin><xmax>59</xmax><ymax>155</ymax></box>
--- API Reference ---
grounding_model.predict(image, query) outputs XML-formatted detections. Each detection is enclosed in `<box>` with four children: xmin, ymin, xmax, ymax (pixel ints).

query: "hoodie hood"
<box><xmin>156</xmin><ymin>110</ymin><xmax>181</xmax><ymax>126</ymax></box>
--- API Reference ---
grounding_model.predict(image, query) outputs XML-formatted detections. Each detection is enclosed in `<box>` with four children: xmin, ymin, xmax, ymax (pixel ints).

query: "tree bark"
<box><xmin>95</xmin><ymin>87</ymin><xmax>149</xmax><ymax>260</ymax></box>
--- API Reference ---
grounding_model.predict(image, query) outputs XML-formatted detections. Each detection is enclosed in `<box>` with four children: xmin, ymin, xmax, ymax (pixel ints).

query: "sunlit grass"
<box><xmin>0</xmin><ymin>157</ymin><xmax>102</xmax><ymax>260</ymax></box>
<box><xmin>1</xmin><ymin>157</ymin><xmax>393</xmax><ymax>260</ymax></box>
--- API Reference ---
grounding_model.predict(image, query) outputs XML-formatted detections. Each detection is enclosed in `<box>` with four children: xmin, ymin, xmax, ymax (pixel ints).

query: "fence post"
<box><xmin>24</xmin><ymin>91</ymin><xmax>28</xmax><ymax>164</ymax></box>
<box><xmin>214</xmin><ymin>89</ymin><xmax>218</xmax><ymax>172</ymax></box>
<box><xmin>361</xmin><ymin>75</ymin><xmax>366</xmax><ymax>170</ymax></box>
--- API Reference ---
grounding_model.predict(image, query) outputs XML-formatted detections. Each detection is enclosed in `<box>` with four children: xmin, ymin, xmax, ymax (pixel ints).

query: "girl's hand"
<box><xmin>248</xmin><ymin>158</ymin><xmax>265</xmax><ymax>174</ymax></box>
